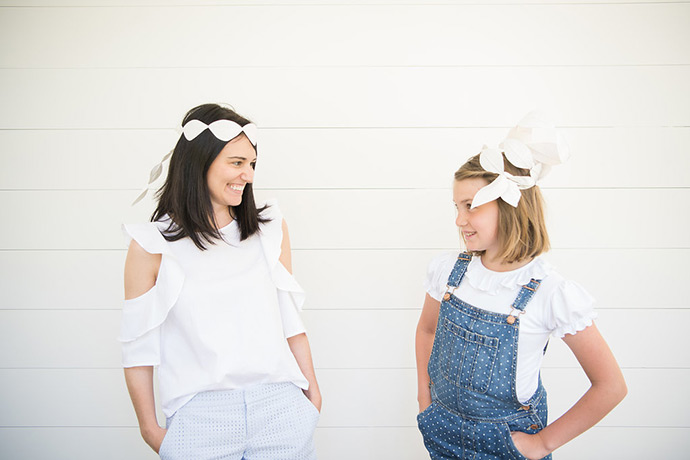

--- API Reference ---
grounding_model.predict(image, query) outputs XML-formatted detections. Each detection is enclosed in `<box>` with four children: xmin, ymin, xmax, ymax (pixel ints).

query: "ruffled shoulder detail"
<box><xmin>464</xmin><ymin>256</ymin><xmax>553</xmax><ymax>295</ymax></box>
<box><xmin>547</xmin><ymin>278</ymin><xmax>598</xmax><ymax>338</ymax></box>
<box><xmin>118</xmin><ymin>221</ymin><xmax>185</xmax><ymax>343</ymax></box>
<box><xmin>258</xmin><ymin>199</ymin><xmax>306</xmax><ymax>311</ymax></box>
<box><xmin>423</xmin><ymin>251</ymin><xmax>458</xmax><ymax>301</ymax></box>
<box><xmin>122</xmin><ymin>221</ymin><xmax>171</xmax><ymax>255</ymax></box>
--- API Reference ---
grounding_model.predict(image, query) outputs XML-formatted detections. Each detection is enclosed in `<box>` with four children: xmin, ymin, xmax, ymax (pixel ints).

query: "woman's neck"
<box><xmin>212</xmin><ymin>206</ymin><xmax>234</xmax><ymax>229</ymax></box>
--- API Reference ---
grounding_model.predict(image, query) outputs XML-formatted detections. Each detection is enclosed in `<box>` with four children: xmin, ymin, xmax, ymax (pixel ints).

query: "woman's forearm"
<box><xmin>287</xmin><ymin>332</ymin><xmax>322</xmax><ymax>411</ymax></box>
<box><xmin>124</xmin><ymin>366</ymin><xmax>166</xmax><ymax>451</ymax></box>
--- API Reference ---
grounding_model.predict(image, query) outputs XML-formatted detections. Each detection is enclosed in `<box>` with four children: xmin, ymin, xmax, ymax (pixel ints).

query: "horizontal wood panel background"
<box><xmin>1</xmin><ymin>1</ymin><xmax>688</xmax><ymax>459</ymax></box>
<box><xmin>1</xmin><ymin>67</ymin><xmax>689</xmax><ymax>129</ymax></box>
<box><xmin>1</xmin><ymin>4</ymin><xmax>688</xmax><ymax>67</ymax></box>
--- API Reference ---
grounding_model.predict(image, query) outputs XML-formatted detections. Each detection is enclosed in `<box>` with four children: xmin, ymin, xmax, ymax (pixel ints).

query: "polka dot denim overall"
<box><xmin>418</xmin><ymin>253</ymin><xmax>551</xmax><ymax>460</ymax></box>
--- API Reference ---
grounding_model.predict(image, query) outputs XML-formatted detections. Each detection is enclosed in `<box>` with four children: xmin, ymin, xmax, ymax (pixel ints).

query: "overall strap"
<box><xmin>446</xmin><ymin>252</ymin><xmax>473</xmax><ymax>289</ymax></box>
<box><xmin>505</xmin><ymin>278</ymin><xmax>542</xmax><ymax>325</ymax></box>
<box><xmin>511</xmin><ymin>279</ymin><xmax>542</xmax><ymax>312</ymax></box>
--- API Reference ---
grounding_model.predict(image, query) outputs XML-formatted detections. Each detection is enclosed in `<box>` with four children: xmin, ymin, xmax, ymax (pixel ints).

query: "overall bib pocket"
<box><xmin>439</xmin><ymin>317</ymin><xmax>499</xmax><ymax>394</ymax></box>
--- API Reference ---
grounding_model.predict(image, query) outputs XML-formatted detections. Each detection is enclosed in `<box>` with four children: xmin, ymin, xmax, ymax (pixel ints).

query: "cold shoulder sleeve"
<box><xmin>118</xmin><ymin>222</ymin><xmax>185</xmax><ymax>367</ymax></box>
<box><xmin>258</xmin><ymin>200</ymin><xmax>307</xmax><ymax>338</ymax></box>
<box><xmin>546</xmin><ymin>279</ymin><xmax>598</xmax><ymax>339</ymax></box>
<box><xmin>424</xmin><ymin>252</ymin><xmax>457</xmax><ymax>302</ymax></box>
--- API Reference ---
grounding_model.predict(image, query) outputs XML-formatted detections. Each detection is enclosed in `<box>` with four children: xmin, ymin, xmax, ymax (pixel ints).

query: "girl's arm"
<box><xmin>511</xmin><ymin>322</ymin><xmax>627</xmax><ymax>459</ymax></box>
<box><xmin>416</xmin><ymin>293</ymin><xmax>441</xmax><ymax>412</ymax></box>
<box><xmin>123</xmin><ymin>240</ymin><xmax>164</xmax><ymax>452</ymax></box>
<box><xmin>280</xmin><ymin>219</ymin><xmax>322</xmax><ymax>411</ymax></box>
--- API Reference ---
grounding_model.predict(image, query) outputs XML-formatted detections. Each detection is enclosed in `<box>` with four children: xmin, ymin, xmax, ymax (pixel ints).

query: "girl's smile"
<box><xmin>453</xmin><ymin>178</ymin><xmax>500</xmax><ymax>261</ymax></box>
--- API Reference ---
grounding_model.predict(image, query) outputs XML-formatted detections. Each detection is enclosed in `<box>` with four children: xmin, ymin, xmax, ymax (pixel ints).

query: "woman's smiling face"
<box><xmin>206</xmin><ymin>133</ymin><xmax>256</xmax><ymax>215</ymax></box>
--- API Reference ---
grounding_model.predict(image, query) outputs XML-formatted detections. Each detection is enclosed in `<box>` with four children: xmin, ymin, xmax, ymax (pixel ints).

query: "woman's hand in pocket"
<box><xmin>304</xmin><ymin>387</ymin><xmax>322</xmax><ymax>413</ymax></box>
<box><xmin>510</xmin><ymin>431</ymin><xmax>550</xmax><ymax>460</ymax></box>
<box><xmin>142</xmin><ymin>424</ymin><xmax>167</xmax><ymax>454</ymax></box>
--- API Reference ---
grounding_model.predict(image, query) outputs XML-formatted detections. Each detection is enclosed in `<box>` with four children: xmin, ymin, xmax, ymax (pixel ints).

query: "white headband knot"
<box><xmin>470</xmin><ymin>111</ymin><xmax>570</xmax><ymax>209</ymax></box>
<box><xmin>131</xmin><ymin>119</ymin><xmax>258</xmax><ymax>205</ymax></box>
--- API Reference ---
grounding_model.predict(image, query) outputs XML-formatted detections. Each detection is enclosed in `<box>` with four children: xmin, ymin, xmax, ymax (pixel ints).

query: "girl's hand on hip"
<box><xmin>510</xmin><ymin>431</ymin><xmax>550</xmax><ymax>460</ymax></box>
<box><xmin>141</xmin><ymin>424</ymin><xmax>167</xmax><ymax>453</ymax></box>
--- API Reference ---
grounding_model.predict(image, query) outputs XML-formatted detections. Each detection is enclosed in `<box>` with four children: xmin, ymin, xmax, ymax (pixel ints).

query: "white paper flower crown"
<box><xmin>471</xmin><ymin>111</ymin><xmax>570</xmax><ymax>209</ymax></box>
<box><xmin>132</xmin><ymin>119</ymin><xmax>258</xmax><ymax>205</ymax></box>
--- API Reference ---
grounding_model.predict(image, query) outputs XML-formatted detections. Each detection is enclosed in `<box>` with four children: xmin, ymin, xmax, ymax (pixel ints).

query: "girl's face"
<box><xmin>453</xmin><ymin>178</ymin><xmax>500</xmax><ymax>259</ymax></box>
<box><xmin>206</xmin><ymin>134</ymin><xmax>256</xmax><ymax>215</ymax></box>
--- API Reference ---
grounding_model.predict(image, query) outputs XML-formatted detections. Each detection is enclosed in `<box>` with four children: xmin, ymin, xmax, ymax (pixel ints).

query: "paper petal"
<box><xmin>208</xmin><ymin>120</ymin><xmax>241</xmax><ymax>141</ymax></box>
<box><xmin>501</xmin><ymin>138</ymin><xmax>534</xmax><ymax>169</ymax></box>
<box><xmin>243</xmin><ymin>123</ymin><xmax>258</xmax><ymax>146</ymax></box>
<box><xmin>149</xmin><ymin>163</ymin><xmax>162</xmax><ymax>183</ymax></box>
<box><xmin>505</xmin><ymin>171</ymin><xmax>536</xmax><ymax>189</ymax></box>
<box><xmin>516</xmin><ymin>111</ymin><xmax>555</xmax><ymax>129</ymax></box>
<box><xmin>479</xmin><ymin>147</ymin><xmax>504</xmax><ymax>174</ymax></box>
<box><xmin>471</xmin><ymin>175</ymin><xmax>508</xmax><ymax>209</ymax></box>
<box><xmin>531</xmin><ymin>163</ymin><xmax>551</xmax><ymax>181</ymax></box>
<box><xmin>183</xmin><ymin>119</ymin><xmax>208</xmax><ymax>141</ymax></box>
<box><xmin>131</xmin><ymin>189</ymin><xmax>148</xmax><ymax>206</ymax></box>
<box><xmin>501</xmin><ymin>183</ymin><xmax>522</xmax><ymax>207</ymax></box>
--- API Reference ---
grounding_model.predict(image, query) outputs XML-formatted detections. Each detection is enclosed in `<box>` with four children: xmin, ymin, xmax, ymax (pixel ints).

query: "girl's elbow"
<box><xmin>607</xmin><ymin>374</ymin><xmax>628</xmax><ymax>406</ymax></box>
<box><xmin>615</xmin><ymin>377</ymin><xmax>628</xmax><ymax>403</ymax></box>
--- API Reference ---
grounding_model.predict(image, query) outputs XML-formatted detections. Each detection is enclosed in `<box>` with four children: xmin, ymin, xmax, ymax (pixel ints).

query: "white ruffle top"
<box><xmin>424</xmin><ymin>252</ymin><xmax>597</xmax><ymax>403</ymax></box>
<box><xmin>118</xmin><ymin>200</ymin><xmax>309</xmax><ymax>417</ymax></box>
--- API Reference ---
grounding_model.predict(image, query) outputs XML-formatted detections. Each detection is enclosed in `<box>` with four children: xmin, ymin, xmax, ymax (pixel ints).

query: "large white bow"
<box><xmin>183</xmin><ymin>119</ymin><xmax>258</xmax><ymax>146</ymax></box>
<box><xmin>471</xmin><ymin>146</ymin><xmax>536</xmax><ymax>208</ymax></box>
<box><xmin>470</xmin><ymin>111</ymin><xmax>569</xmax><ymax>209</ymax></box>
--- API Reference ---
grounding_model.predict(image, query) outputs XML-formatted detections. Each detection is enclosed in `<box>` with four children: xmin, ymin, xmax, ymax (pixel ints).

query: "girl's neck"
<box><xmin>480</xmin><ymin>252</ymin><xmax>533</xmax><ymax>273</ymax></box>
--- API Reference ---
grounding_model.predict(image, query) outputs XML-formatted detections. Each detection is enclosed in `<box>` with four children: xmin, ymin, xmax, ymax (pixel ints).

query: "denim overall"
<box><xmin>418</xmin><ymin>253</ymin><xmax>551</xmax><ymax>460</ymax></box>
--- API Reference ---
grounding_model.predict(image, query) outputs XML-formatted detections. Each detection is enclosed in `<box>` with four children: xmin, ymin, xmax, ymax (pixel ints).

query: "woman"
<box><xmin>120</xmin><ymin>103</ymin><xmax>321</xmax><ymax>459</ymax></box>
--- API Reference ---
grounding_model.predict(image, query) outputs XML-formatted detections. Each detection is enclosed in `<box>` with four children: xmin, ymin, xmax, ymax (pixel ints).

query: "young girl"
<box><xmin>415</xmin><ymin>114</ymin><xmax>627</xmax><ymax>459</ymax></box>
<box><xmin>119</xmin><ymin>103</ymin><xmax>320</xmax><ymax>460</ymax></box>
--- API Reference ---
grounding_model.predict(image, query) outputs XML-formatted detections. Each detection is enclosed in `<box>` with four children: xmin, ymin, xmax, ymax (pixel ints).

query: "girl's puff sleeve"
<box><xmin>118</xmin><ymin>222</ymin><xmax>185</xmax><ymax>367</ymax></box>
<box><xmin>424</xmin><ymin>252</ymin><xmax>457</xmax><ymax>302</ymax></box>
<box><xmin>546</xmin><ymin>279</ymin><xmax>598</xmax><ymax>339</ymax></box>
<box><xmin>259</xmin><ymin>200</ymin><xmax>307</xmax><ymax>338</ymax></box>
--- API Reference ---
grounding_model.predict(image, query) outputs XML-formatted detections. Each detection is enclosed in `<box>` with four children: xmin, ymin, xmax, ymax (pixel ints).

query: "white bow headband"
<box><xmin>132</xmin><ymin>119</ymin><xmax>258</xmax><ymax>205</ymax></box>
<box><xmin>470</xmin><ymin>111</ymin><xmax>570</xmax><ymax>209</ymax></box>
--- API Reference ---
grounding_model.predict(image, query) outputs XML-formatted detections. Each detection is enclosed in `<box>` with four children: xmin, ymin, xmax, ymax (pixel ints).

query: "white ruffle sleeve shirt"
<box><xmin>425</xmin><ymin>252</ymin><xmax>597</xmax><ymax>403</ymax></box>
<box><xmin>118</xmin><ymin>200</ymin><xmax>309</xmax><ymax>417</ymax></box>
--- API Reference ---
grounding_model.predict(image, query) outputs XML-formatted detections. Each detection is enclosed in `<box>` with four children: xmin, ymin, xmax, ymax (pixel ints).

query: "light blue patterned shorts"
<box><xmin>159</xmin><ymin>382</ymin><xmax>319</xmax><ymax>460</ymax></box>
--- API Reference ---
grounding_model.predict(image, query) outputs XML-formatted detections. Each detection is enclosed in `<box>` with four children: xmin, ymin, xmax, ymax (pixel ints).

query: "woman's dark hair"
<box><xmin>152</xmin><ymin>103</ymin><xmax>269</xmax><ymax>249</ymax></box>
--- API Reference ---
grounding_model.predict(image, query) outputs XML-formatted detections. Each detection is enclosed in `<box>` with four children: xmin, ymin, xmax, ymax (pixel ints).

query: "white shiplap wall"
<box><xmin>1</xmin><ymin>1</ymin><xmax>689</xmax><ymax>459</ymax></box>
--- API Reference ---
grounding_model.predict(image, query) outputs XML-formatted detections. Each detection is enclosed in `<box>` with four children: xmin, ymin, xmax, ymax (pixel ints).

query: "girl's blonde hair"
<box><xmin>454</xmin><ymin>153</ymin><xmax>550</xmax><ymax>263</ymax></box>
